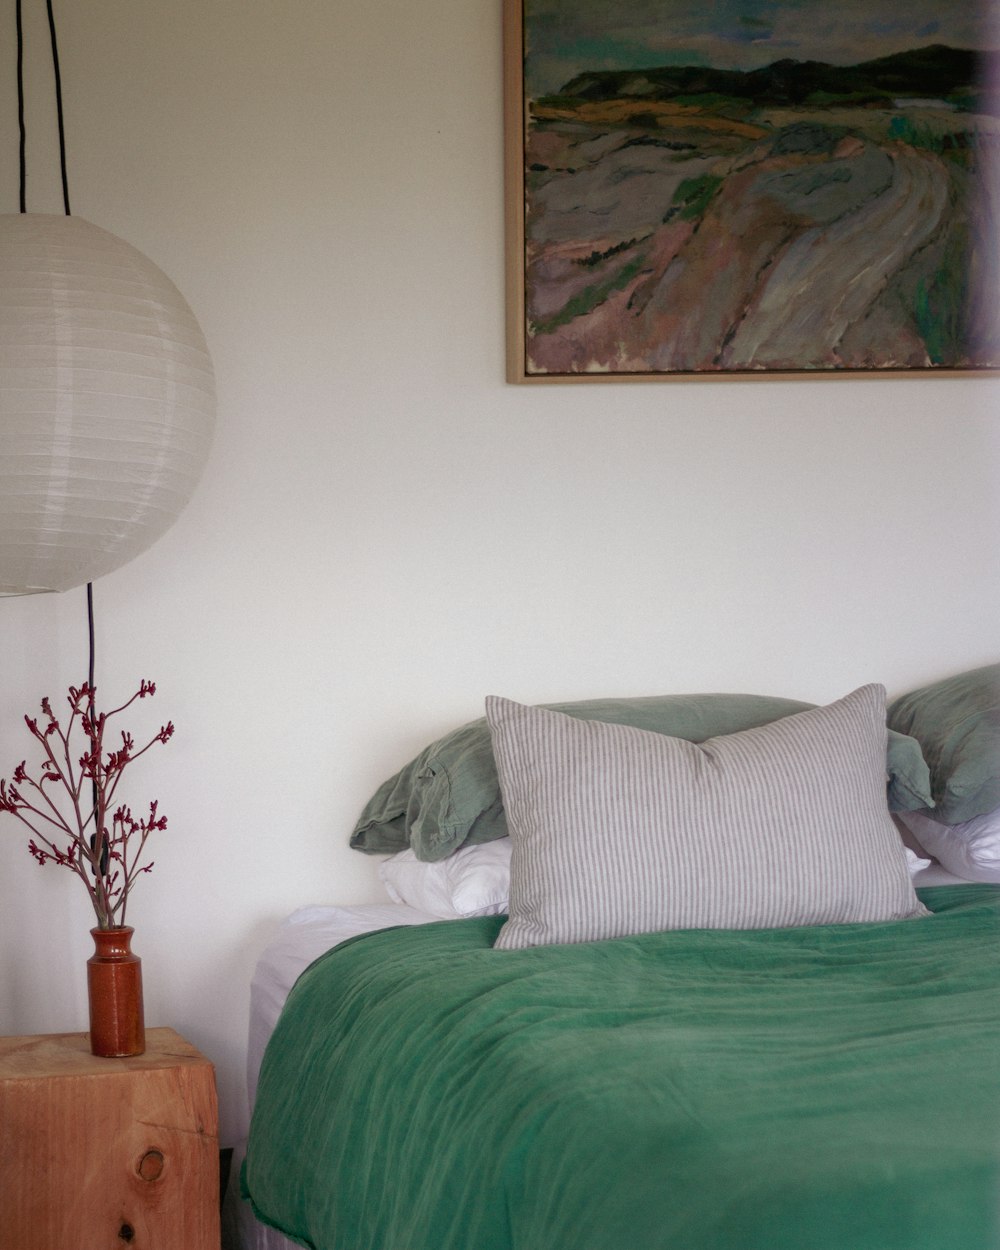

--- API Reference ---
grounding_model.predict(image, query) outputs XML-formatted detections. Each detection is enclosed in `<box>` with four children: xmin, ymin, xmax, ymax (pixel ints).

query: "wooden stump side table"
<box><xmin>0</xmin><ymin>1027</ymin><xmax>220</xmax><ymax>1250</ymax></box>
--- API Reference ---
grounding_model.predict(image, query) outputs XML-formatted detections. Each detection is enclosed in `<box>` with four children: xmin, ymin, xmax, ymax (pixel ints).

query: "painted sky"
<box><xmin>524</xmin><ymin>0</ymin><xmax>999</xmax><ymax>95</ymax></box>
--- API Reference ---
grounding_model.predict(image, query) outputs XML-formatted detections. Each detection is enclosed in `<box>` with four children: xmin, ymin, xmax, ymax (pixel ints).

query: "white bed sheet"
<box><xmin>234</xmin><ymin>902</ymin><xmax>438</xmax><ymax>1250</ymax></box>
<box><xmin>232</xmin><ymin>864</ymin><xmax>968</xmax><ymax>1249</ymax></box>
<box><xmin>909</xmin><ymin>862</ymin><xmax>969</xmax><ymax>888</ymax></box>
<box><xmin>247</xmin><ymin>903</ymin><xmax>440</xmax><ymax>1110</ymax></box>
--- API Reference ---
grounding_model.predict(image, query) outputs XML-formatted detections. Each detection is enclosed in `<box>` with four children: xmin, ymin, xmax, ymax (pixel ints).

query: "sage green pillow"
<box><xmin>887</xmin><ymin>664</ymin><xmax>1000</xmax><ymax>825</ymax></box>
<box><xmin>351</xmin><ymin>693</ymin><xmax>932</xmax><ymax>862</ymax></box>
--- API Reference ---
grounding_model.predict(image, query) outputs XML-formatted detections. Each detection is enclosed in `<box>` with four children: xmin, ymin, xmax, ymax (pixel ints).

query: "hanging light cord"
<box><xmin>87</xmin><ymin>583</ymin><xmax>96</xmax><ymax>694</ymax></box>
<box><xmin>44</xmin><ymin>0</ymin><xmax>71</xmax><ymax>215</ymax></box>
<box><xmin>17</xmin><ymin>1</ymin><xmax>100</xmax><ymax>861</ymax></box>
<box><xmin>16</xmin><ymin>1</ymin><xmax>26</xmax><ymax>211</ymax></box>
<box><xmin>16</xmin><ymin>0</ymin><xmax>71</xmax><ymax>214</ymax></box>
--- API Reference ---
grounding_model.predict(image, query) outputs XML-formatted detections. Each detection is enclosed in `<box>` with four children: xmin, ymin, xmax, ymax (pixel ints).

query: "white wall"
<box><xmin>1</xmin><ymin>0</ymin><xmax>997</xmax><ymax>1144</ymax></box>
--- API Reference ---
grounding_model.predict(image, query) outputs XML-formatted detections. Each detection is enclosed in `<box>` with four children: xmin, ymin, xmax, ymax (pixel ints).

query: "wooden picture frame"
<box><xmin>504</xmin><ymin>0</ymin><xmax>1000</xmax><ymax>382</ymax></box>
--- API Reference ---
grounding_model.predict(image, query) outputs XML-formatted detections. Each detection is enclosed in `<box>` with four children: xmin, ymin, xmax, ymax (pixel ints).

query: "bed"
<box><xmin>240</xmin><ymin>674</ymin><xmax>1000</xmax><ymax>1250</ymax></box>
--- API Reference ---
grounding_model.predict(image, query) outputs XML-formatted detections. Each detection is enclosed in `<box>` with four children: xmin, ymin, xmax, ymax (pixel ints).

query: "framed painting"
<box><xmin>504</xmin><ymin>0</ymin><xmax>1000</xmax><ymax>380</ymax></box>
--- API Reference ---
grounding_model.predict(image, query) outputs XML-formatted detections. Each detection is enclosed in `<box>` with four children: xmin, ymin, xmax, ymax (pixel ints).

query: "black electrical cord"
<box><xmin>44</xmin><ymin>0</ymin><xmax>71</xmax><ymax>215</ymax></box>
<box><xmin>87</xmin><ymin>583</ymin><xmax>106</xmax><ymax>873</ymax></box>
<box><xmin>16</xmin><ymin>0</ymin><xmax>26</xmax><ymax>211</ymax></box>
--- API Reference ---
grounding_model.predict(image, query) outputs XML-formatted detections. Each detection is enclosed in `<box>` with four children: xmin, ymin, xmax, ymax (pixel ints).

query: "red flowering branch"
<box><xmin>0</xmin><ymin>681</ymin><xmax>172</xmax><ymax>930</ymax></box>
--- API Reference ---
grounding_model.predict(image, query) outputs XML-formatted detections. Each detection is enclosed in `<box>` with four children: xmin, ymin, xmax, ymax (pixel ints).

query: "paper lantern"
<box><xmin>0</xmin><ymin>214</ymin><xmax>216</xmax><ymax>595</ymax></box>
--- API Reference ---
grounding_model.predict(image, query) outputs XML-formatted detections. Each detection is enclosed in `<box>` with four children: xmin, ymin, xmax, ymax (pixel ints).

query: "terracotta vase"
<box><xmin>87</xmin><ymin>926</ymin><xmax>145</xmax><ymax>1057</ymax></box>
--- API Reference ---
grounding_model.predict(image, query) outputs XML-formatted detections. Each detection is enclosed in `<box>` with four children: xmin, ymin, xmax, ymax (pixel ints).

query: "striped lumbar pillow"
<box><xmin>486</xmin><ymin>685</ymin><xmax>927</xmax><ymax>950</ymax></box>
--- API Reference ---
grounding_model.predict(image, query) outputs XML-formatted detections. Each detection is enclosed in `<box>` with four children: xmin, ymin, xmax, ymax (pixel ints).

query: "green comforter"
<box><xmin>243</xmin><ymin>886</ymin><xmax>1000</xmax><ymax>1250</ymax></box>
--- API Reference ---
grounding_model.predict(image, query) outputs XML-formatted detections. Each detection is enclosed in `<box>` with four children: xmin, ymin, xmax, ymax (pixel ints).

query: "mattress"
<box><xmin>232</xmin><ymin>861</ymin><xmax>966</xmax><ymax>1250</ymax></box>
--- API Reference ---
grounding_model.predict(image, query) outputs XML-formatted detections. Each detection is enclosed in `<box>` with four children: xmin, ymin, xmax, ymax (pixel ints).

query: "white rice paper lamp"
<box><xmin>0</xmin><ymin>213</ymin><xmax>216</xmax><ymax>595</ymax></box>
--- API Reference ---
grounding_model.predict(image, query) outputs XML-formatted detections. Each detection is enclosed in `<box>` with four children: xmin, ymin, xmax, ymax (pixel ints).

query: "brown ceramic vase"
<box><xmin>87</xmin><ymin>926</ymin><xmax>145</xmax><ymax>1057</ymax></box>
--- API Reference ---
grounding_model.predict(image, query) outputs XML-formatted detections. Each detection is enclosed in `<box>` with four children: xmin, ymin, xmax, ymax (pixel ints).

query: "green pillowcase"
<box><xmin>887</xmin><ymin>663</ymin><xmax>1000</xmax><ymax>825</ymax></box>
<box><xmin>351</xmin><ymin>693</ymin><xmax>932</xmax><ymax>862</ymax></box>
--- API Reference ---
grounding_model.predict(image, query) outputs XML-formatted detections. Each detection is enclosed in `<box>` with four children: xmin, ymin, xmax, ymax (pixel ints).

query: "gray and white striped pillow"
<box><xmin>486</xmin><ymin>686</ymin><xmax>927</xmax><ymax>950</ymax></box>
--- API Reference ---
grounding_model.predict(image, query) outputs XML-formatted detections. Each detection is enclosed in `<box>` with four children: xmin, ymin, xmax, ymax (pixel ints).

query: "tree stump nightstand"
<box><xmin>0</xmin><ymin>1026</ymin><xmax>220</xmax><ymax>1250</ymax></box>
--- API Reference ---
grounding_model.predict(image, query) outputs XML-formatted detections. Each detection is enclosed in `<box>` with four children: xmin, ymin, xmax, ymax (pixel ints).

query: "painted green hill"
<box><xmin>554</xmin><ymin>45</ymin><xmax>998</xmax><ymax>115</ymax></box>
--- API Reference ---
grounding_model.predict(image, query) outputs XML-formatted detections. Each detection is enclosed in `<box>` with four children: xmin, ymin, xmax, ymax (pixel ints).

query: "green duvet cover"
<box><xmin>243</xmin><ymin>885</ymin><xmax>1000</xmax><ymax>1250</ymax></box>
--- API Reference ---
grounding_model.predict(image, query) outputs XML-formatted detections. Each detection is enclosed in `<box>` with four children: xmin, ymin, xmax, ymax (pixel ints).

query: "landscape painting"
<box><xmin>505</xmin><ymin>0</ymin><xmax>1000</xmax><ymax>379</ymax></box>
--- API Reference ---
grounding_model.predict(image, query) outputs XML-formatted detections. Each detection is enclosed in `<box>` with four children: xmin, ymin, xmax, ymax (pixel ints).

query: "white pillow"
<box><xmin>899</xmin><ymin>808</ymin><xmax>1000</xmax><ymax>883</ymax></box>
<box><xmin>379</xmin><ymin>840</ymin><xmax>512</xmax><ymax>919</ymax></box>
<box><xmin>904</xmin><ymin>846</ymin><xmax>931</xmax><ymax>875</ymax></box>
<box><xmin>381</xmin><ymin>835</ymin><xmax>926</xmax><ymax>919</ymax></box>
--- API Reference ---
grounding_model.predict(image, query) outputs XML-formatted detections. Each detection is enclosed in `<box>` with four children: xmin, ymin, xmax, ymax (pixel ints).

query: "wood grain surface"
<box><xmin>0</xmin><ymin>1027</ymin><xmax>220</xmax><ymax>1250</ymax></box>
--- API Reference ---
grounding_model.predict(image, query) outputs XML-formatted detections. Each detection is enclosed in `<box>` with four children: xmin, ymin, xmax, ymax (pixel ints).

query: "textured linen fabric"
<box><xmin>351</xmin><ymin>693</ymin><xmax>932</xmax><ymax>861</ymax></box>
<box><xmin>487</xmin><ymin>685</ymin><xmax>927</xmax><ymax>949</ymax></box>
<box><xmin>887</xmin><ymin>663</ymin><xmax>1000</xmax><ymax>824</ymax></box>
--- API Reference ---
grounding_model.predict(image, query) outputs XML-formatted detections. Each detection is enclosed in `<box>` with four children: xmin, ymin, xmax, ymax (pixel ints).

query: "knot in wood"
<box><xmin>137</xmin><ymin>1148</ymin><xmax>165</xmax><ymax>1181</ymax></box>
